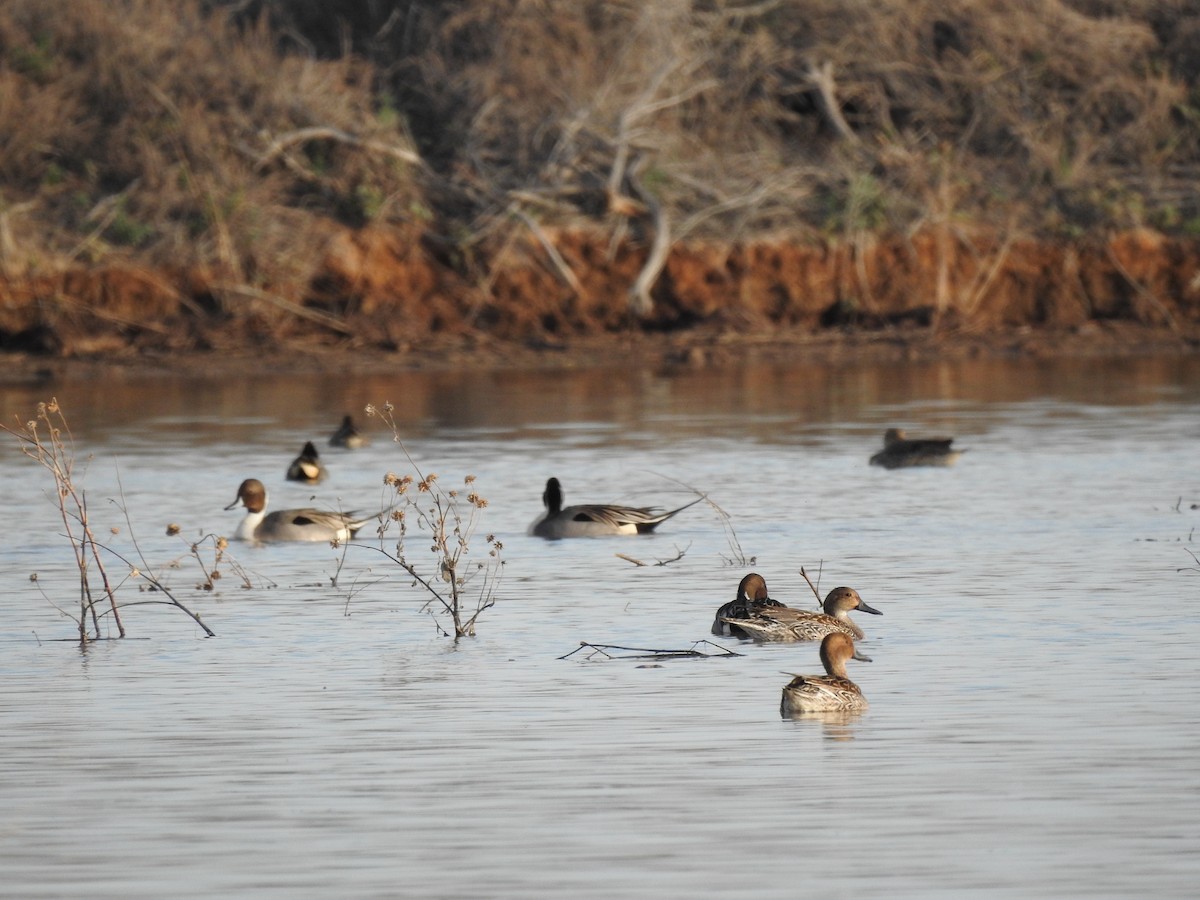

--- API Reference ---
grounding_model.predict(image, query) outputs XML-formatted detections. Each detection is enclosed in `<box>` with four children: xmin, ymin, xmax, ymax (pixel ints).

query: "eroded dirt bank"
<box><xmin>2</xmin><ymin>227</ymin><xmax>1198</xmax><ymax>380</ymax></box>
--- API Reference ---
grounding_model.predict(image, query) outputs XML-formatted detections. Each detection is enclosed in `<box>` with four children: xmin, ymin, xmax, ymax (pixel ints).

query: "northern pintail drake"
<box><xmin>330</xmin><ymin>415</ymin><xmax>368</xmax><ymax>449</ymax></box>
<box><xmin>711</xmin><ymin>573</ymin><xmax>787</xmax><ymax>637</ymax></box>
<box><xmin>225</xmin><ymin>478</ymin><xmax>379</xmax><ymax>543</ymax></box>
<box><xmin>721</xmin><ymin>585</ymin><xmax>881</xmax><ymax>643</ymax></box>
<box><xmin>286</xmin><ymin>441</ymin><xmax>327</xmax><ymax>484</ymax></box>
<box><xmin>529</xmin><ymin>477</ymin><xmax>703</xmax><ymax>539</ymax></box>
<box><xmin>869</xmin><ymin>428</ymin><xmax>964</xmax><ymax>469</ymax></box>
<box><xmin>780</xmin><ymin>632</ymin><xmax>871</xmax><ymax>716</ymax></box>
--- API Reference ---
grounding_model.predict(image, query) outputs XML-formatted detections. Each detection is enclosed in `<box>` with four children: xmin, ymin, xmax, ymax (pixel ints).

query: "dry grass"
<box><xmin>0</xmin><ymin>0</ymin><xmax>422</xmax><ymax>292</ymax></box>
<box><xmin>3</xmin><ymin>398</ymin><xmax>214</xmax><ymax>641</ymax></box>
<box><xmin>364</xmin><ymin>401</ymin><xmax>503</xmax><ymax>639</ymax></box>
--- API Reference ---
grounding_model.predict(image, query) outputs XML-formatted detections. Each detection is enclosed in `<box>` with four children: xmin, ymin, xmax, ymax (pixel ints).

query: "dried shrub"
<box><xmin>0</xmin><ymin>0</ymin><xmax>422</xmax><ymax>293</ymax></box>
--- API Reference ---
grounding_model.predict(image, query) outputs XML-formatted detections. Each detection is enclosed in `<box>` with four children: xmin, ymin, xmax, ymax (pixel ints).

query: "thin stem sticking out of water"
<box><xmin>647</xmin><ymin>471</ymin><xmax>752</xmax><ymax>566</ymax></box>
<box><xmin>800</xmin><ymin>563</ymin><xmax>824</xmax><ymax>609</ymax></box>
<box><xmin>363</xmin><ymin>401</ymin><xmax>503</xmax><ymax>638</ymax></box>
<box><xmin>108</xmin><ymin>488</ymin><xmax>215</xmax><ymax>637</ymax></box>
<box><xmin>4</xmin><ymin>398</ymin><xmax>123</xmax><ymax>642</ymax></box>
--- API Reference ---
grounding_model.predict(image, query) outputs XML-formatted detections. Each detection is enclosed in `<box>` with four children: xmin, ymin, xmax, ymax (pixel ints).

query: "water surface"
<box><xmin>2</xmin><ymin>355</ymin><xmax>1198</xmax><ymax>898</ymax></box>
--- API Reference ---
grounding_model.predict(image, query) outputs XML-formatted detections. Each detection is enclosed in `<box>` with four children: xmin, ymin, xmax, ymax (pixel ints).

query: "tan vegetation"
<box><xmin>1</xmin><ymin>0</ymin><xmax>1200</xmax><ymax>361</ymax></box>
<box><xmin>3</xmin><ymin>398</ymin><xmax>215</xmax><ymax>641</ymax></box>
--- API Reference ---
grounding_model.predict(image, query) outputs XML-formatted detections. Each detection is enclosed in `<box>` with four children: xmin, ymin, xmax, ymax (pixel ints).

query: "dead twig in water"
<box><xmin>649</xmin><ymin>471</ymin><xmax>752</xmax><ymax>566</ymax></box>
<box><xmin>4</xmin><ymin>399</ymin><xmax>122</xmax><ymax>642</ymax></box>
<box><xmin>616</xmin><ymin>542</ymin><xmax>691</xmax><ymax>567</ymax></box>
<box><xmin>363</xmin><ymin>401</ymin><xmax>503</xmax><ymax>639</ymax></box>
<box><xmin>559</xmin><ymin>640</ymin><xmax>742</xmax><ymax>661</ymax></box>
<box><xmin>799</xmin><ymin>563</ymin><xmax>825</xmax><ymax>608</ymax></box>
<box><xmin>108</xmin><ymin>485</ymin><xmax>214</xmax><ymax>636</ymax></box>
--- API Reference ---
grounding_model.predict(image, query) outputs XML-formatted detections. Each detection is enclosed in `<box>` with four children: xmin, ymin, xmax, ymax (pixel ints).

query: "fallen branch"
<box><xmin>511</xmin><ymin>204</ymin><xmax>585</xmax><ymax>296</ymax></box>
<box><xmin>806</xmin><ymin>60</ymin><xmax>858</xmax><ymax>144</ymax></box>
<box><xmin>615</xmin><ymin>542</ymin><xmax>691</xmax><ymax>567</ymax></box>
<box><xmin>212</xmin><ymin>282</ymin><xmax>355</xmax><ymax>335</ymax></box>
<box><xmin>626</xmin><ymin>155</ymin><xmax>671</xmax><ymax>318</ymax></box>
<box><xmin>558</xmin><ymin>640</ymin><xmax>742</xmax><ymax>661</ymax></box>
<box><xmin>255</xmin><ymin>126</ymin><xmax>422</xmax><ymax>171</ymax></box>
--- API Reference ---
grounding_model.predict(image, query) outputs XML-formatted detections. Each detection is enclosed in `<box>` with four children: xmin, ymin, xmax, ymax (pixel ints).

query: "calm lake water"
<box><xmin>2</xmin><ymin>354</ymin><xmax>1199</xmax><ymax>898</ymax></box>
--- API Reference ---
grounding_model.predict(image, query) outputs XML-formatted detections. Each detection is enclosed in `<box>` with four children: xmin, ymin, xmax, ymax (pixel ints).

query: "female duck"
<box><xmin>225</xmin><ymin>478</ymin><xmax>379</xmax><ymax>543</ymax></box>
<box><xmin>530</xmin><ymin>477</ymin><xmax>702</xmax><ymax>539</ymax></box>
<box><xmin>329</xmin><ymin>415</ymin><xmax>368</xmax><ymax>449</ymax></box>
<box><xmin>869</xmin><ymin>428</ymin><xmax>963</xmax><ymax>469</ymax></box>
<box><xmin>286</xmin><ymin>441</ymin><xmax>327</xmax><ymax>484</ymax></box>
<box><xmin>780</xmin><ymin>632</ymin><xmax>871</xmax><ymax>716</ymax></box>
<box><xmin>721</xmin><ymin>585</ymin><xmax>881</xmax><ymax>643</ymax></box>
<box><xmin>711</xmin><ymin>573</ymin><xmax>787</xmax><ymax>637</ymax></box>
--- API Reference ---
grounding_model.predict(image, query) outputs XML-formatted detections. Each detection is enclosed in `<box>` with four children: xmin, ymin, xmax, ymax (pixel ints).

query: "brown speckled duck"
<box><xmin>721</xmin><ymin>585</ymin><xmax>881</xmax><ymax>643</ymax></box>
<box><xmin>780</xmin><ymin>632</ymin><xmax>871</xmax><ymax>716</ymax></box>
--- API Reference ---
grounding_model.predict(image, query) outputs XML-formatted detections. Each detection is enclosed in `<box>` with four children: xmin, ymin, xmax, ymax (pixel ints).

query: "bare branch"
<box><xmin>255</xmin><ymin>126</ymin><xmax>422</xmax><ymax>171</ymax></box>
<box><xmin>805</xmin><ymin>60</ymin><xmax>859</xmax><ymax>144</ymax></box>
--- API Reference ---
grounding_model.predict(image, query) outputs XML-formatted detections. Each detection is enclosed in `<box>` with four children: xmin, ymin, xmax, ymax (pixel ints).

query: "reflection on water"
<box><xmin>1</xmin><ymin>355</ymin><xmax>1199</xmax><ymax>897</ymax></box>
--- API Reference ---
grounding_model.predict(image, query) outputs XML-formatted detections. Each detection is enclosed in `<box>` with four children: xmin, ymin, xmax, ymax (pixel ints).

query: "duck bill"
<box><xmin>852</xmin><ymin>649</ymin><xmax>873</xmax><ymax>663</ymax></box>
<box><xmin>858</xmin><ymin>599</ymin><xmax>883</xmax><ymax>616</ymax></box>
<box><xmin>223</xmin><ymin>496</ymin><xmax>241</xmax><ymax>511</ymax></box>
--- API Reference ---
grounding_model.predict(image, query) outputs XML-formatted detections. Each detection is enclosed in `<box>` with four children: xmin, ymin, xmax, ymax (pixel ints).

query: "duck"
<box><xmin>780</xmin><ymin>632</ymin><xmax>871</xmax><ymax>716</ymax></box>
<box><xmin>720</xmin><ymin>585</ymin><xmax>882</xmax><ymax>643</ymax></box>
<box><xmin>529</xmin><ymin>477</ymin><xmax>703</xmax><ymax>539</ymax></box>
<box><xmin>286</xmin><ymin>441</ymin><xmax>327</xmax><ymax>484</ymax></box>
<box><xmin>711</xmin><ymin>573</ymin><xmax>787</xmax><ymax>637</ymax></box>
<box><xmin>869</xmin><ymin>428</ymin><xmax>964</xmax><ymax>469</ymax></box>
<box><xmin>224</xmin><ymin>478</ymin><xmax>379</xmax><ymax>543</ymax></box>
<box><xmin>330</xmin><ymin>415</ymin><xmax>368</xmax><ymax>449</ymax></box>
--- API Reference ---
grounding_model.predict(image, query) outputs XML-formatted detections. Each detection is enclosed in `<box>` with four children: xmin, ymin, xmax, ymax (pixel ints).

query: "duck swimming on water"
<box><xmin>225</xmin><ymin>478</ymin><xmax>380</xmax><ymax>543</ymax></box>
<box><xmin>286</xmin><ymin>441</ymin><xmax>327</xmax><ymax>484</ymax></box>
<box><xmin>711</xmin><ymin>573</ymin><xmax>787</xmax><ymax>638</ymax></box>
<box><xmin>529</xmin><ymin>477</ymin><xmax>702</xmax><ymax>539</ymax></box>
<box><xmin>329</xmin><ymin>415</ymin><xmax>368</xmax><ymax>449</ymax></box>
<box><xmin>721</xmin><ymin>585</ymin><xmax>881</xmax><ymax>643</ymax></box>
<box><xmin>780</xmin><ymin>632</ymin><xmax>871</xmax><ymax>716</ymax></box>
<box><xmin>869</xmin><ymin>428</ymin><xmax>964</xmax><ymax>469</ymax></box>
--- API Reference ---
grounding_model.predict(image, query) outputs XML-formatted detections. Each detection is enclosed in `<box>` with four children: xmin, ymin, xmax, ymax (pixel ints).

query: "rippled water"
<box><xmin>2</xmin><ymin>356</ymin><xmax>1199</xmax><ymax>898</ymax></box>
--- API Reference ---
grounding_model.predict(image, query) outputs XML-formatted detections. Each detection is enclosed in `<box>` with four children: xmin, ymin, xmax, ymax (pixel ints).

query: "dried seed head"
<box><xmin>166</xmin><ymin>523</ymin><xmax>181</xmax><ymax>536</ymax></box>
